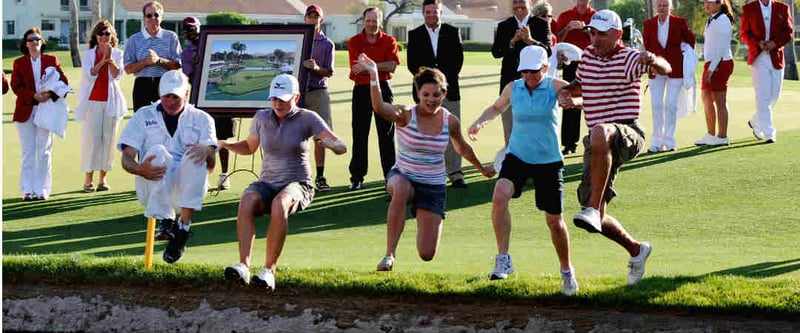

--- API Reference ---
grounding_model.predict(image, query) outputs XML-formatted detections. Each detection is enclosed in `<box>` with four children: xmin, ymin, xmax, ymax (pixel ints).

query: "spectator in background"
<box><xmin>302</xmin><ymin>4</ymin><xmax>336</xmax><ymax>191</ymax></box>
<box><xmin>560</xmin><ymin>10</ymin><xmax>671</xmax><ymax>285</ymax></box>
<box><xmin>696</xmin><ymin>0</ymin><xmax>735</xmax><ymax>147</ymax></box>
<box><xmin>407</xmin><ymin>0</ymin><xmax>468</xmax><ymax>188</ymax></box>
<box><xmin>554</xmin><ymin>0</ymin><xmax>595</xmax><ymax>155</ymax></box>
<box><xmin>124</xmin><ymin>1</ymin><xmax>182</xmax><ymax>111</ymax></box>
<box><xmin>740</xmin><ymin>0</ymin><xmax>793</xmax><ymax>144</ymax></box>
<box><xmin>347</xmin><ymin>7</ymin><xmax>400</xmax><ymax>190</ymax></box>
<box><xmin>531</xmin><ymin>1</ymin><xmax>558</xmax><ymax>47</ymax></box>
<box><xmin>75</xmin><ymin>20</ymin><xmax>127</xmax><ymax>193</ymax></box>
<box><xmin>11</xmin><ymin>27</ymin><xmax>68</xmax><ymax>201</ymax></box>
<box><xmin>643</xmin><ymin>0</ymin><xmax>695</xmax><ymax>152</ymax></box>
<box><xmin>357</xmin><ymin>54</ymin><xmax>495</xmax><ymax>272</ymax></box>
<box><xmin>118</xmin><ymin>70</ymin><xmax>217</xmax><ymax>264</ymax></box>
<box><xmin>468</xmin><ymin>46</ymin><xmax>577</xmax><ymax>295</ymax></box>
<box><xmin>221</xmin><ymin>74</ymin><xmax>346</xmax><ymax>292</ymax></box>
<box><xmin>491</xmin><ymin>0</ymin><xmax>552</xmax><ymax>146</ymax></box>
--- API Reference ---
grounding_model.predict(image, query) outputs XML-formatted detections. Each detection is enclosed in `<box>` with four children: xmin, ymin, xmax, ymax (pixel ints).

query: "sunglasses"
<box><xmin>27</xmin><ymin>36</ymin><xmax>42</xmax><ymax>42</ymax></box>
<box><xmin>521</xmin><ymin>69</ymin><xmax>541</xmax><ymax>74</ymax></box>
<box><xmin>145</xmin><ymin>13</ymin><xmax>160</xmax><ymax>19</ymax></box>
<box><xmin>183</xmin><ymin>26</ymin><xmax>198</xmax><ymax>31</ymax></box>
<box><xmin>97</xmin><ymin>31</ymin><xmax>111</xmax><ymax>36</ymax></box>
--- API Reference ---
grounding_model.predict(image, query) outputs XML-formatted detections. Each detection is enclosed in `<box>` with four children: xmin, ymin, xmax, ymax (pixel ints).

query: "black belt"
<box><xmin>307</xmin><ymin>86</ymin><xmax>326</xmax><ymax>92</ymax></box>
<box><xmin>135</xmin><ymin>77</ymin><xmax>161</xmax><ymax>82</ymax></box>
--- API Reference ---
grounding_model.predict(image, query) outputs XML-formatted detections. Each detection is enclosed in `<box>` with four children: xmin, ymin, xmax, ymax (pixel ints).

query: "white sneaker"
<box><xmin>217</xmin><ymin>173</ymin><xmax>231</xmax><ymax>190</ymax></box>
<box><xmin>253</xmin><ymin>268</ymin><xmax>276</xmax><ymax>292</ymax></box>
<box><xmin>573</xmin><ymin>207</ymin><xmax>602</xmax><ymax>233</ymax></box>
<box><xmin>713</xmin><ymin>137</ymin><xmax>730</xmax><ymax>146</ymax></box>
<box><xmin>561</xmin><ymin>270</ymin><xmax>579</xmax><ymax>296</ymax></box>
<box><xmin>694</xmin><ymin>134</ymin><xmax>718</xmax><ymax>146</ymax></box>
<box><xmin>224</xmin><ymin>263</ymin><xmax>251</xmax><ymax>285</ymax></box>
<box><xmin>489</xmin><ymin>253</ymin><xmax>515</xmax><ymax>280</ymax></box>
<box><xmin>627</xmin><ymin>242</ymin><xmax>652</xmax><ymax>285</ymax></box>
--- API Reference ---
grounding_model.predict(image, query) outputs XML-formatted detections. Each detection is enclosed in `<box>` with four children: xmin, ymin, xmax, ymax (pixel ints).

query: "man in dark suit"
<box><xmin>491</xmin><ymin>0</ymin><xmax>552</xmax><ymax>145</ymax></box>
<box><xmin>407</xmin><ymin>0</ymin><xmax>468</xmax><ymax>188</ymax></box>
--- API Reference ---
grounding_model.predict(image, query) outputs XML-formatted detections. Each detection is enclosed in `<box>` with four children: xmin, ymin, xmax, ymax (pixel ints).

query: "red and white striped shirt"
<box><xmin>577</xmin><ymin>45</ymin><xmax>651</xmax><ymax>128</ymax></box>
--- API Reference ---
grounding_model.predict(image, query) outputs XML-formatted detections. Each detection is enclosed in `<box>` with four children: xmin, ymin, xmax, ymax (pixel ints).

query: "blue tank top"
<box><xmin>507</xmin><ymin>77</ymin><xmax>562</xmax><ymax>164</ymax></box>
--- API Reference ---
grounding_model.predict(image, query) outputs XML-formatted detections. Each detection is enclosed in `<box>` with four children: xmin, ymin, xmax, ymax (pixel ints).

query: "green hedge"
<box><xmin>462</xmin><ymin>41</ymin><xmax>492</xmax><ymax>52</ymax></box>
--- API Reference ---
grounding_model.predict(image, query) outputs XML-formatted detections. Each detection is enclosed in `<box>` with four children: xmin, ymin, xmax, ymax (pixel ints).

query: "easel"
<box><xmin>209</xmin><ymin>117</ymin><xmax>261</xmax><ymax>196</ymax></box>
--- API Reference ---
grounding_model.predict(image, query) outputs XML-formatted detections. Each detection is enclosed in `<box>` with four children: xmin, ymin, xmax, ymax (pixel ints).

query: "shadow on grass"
<box><xmin>2</xmin><ymin>191</ymin><xmax>139</xmax><ymax>221</ymax></box>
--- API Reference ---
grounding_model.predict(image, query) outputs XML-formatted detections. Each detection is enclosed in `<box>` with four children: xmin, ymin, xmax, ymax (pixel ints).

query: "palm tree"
<box><xmin>69</xmin><ymin>0</ymin><xmax>81</xmax><ymax>67</ymax></box>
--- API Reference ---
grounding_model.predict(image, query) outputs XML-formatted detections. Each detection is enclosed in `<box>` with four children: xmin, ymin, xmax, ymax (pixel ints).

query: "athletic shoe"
<box><xmin>489</xmin><ymin>253</ymin><xmax>514</xmax><ymax>280</ymax></box>
<box><xmin>224</xmin><ymin>263</ymin><xmax>251</xmax><ymax>285</ymax></box>
<box><xmin>713</xmin><ymin>137</ymin><xmax>730</xmax><ymax>146</ymax></box>
<box><xmin>217</xmin><ymin>173</ymin><xmax>231</xmax><ymax>190</ymax></box>
<box><xmin>96</xmin><ymin>182</ymin><xmax>110</xmax><ymax>191</ymax></box>
<box><xmin>747</xmin><ymin>120</ymin><xmax>764</xmax><ymax>140</ymax></box>
<box><xmin>627</xmin><ymin>242</ymin><xmax>652</xmax><ymax>285</ymax></box>
<box><xmin>252</xmin><ymin>268</ymin><xmax>276</xmax><ymax>292</ymax></box>
<box><xmin>573</xmin><ymin>207</ymin><xmax>602</xmax><ymax>233</ymax></box>
<box><xmin>376</xmin><ymin>256</ymin><xmax>394</xmax><ymax>271</ymax></box>
<box><xmin>694</xmin><ymin>133</ymin><xmax>718</xmax><ymax>146</ymax></box>
<box><xmin>163</xmin><ymin>229</ymin><xmax>189</xmax><ymax>264</ymax></box>
<box><xmin>155</xmin><ymin>219</ymin><xmax>176</xmax><ymax>241</ymax></box>
<box><xmin>349</xmin><ymin>180</ymin><xmax>363</xmax><ymax>191</ymax></box>
<box><xmin>451</xmin><ymin>179</ymin><xmax>468</xmax><ymax>189</ymax></box>
<box><xmin>561</xmin><ymin>270</ymin><xmax>579</xmax><ymax>296</ymax></box>
<box><xmin>647</xmin><ymin>146</ymin><xmax>661</xmax><ymax>154</ymax></box>
<box><xmin>83</xmin><ymin>183</ymin><xmax>96</xmax><ymax>193</ymax></box>
<box><xmin>23</xmin><ymin>193</ymin><xmax>32</xmax><ymax>201</ymax></box>
<box><xmin>765</xmin><ymin>139</ymin><xmax>776</xmax><ymax>144</ymax></box>
<box><xmin>315</xmin><ymin>177</ymin><xmax>331</xmax><ymax>191</ymax></box>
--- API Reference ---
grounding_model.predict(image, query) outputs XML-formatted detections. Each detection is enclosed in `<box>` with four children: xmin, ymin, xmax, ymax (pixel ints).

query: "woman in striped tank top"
<box><xmin>356</xmin><ymin>54</ymin><xmax>496</xmax><ymax>272</ymax></box>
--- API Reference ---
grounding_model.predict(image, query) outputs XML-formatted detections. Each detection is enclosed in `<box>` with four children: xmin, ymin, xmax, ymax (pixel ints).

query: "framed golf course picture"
<box><xmin>190</xmin><ymin>24</ymin><xmax>315</xmax><ymax>117</ymax></box>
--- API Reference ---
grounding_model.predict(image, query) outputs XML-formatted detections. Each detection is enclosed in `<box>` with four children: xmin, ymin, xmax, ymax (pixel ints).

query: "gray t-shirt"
<box><xmin>251</xmin><ymin>107</ymin><xmax>328</xmax><ymax>187</ymax></box>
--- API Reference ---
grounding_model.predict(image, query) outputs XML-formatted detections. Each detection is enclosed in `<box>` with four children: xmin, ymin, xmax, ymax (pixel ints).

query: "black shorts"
<box><xmin>214</xmin><ymin>116</ymin><xmax>235</xmax><ymax>140</ymax></box>
<box><xmin>498</xmin><ymin>153</ymin><xmax>564</xmax><ymax>215</ymax></box>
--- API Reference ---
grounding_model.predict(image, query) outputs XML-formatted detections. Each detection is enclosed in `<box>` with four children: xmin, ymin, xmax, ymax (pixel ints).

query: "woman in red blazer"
<box><xmin>642</xmin><ymin>0</ymin><xmax>695</xmax><ymax>152</ymax></box>
<box><xmin>10</xmin><ymin>27</ymin><xmax>68</xmax><ymax>201</ymax></box>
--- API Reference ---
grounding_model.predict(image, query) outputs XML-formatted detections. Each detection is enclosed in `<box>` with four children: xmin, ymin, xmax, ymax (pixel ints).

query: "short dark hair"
<box><xmin>19</xmin><ymin>27</ymin><xmax>46</xmax><ymax>54</ymax></box>
<box><xmin>414</xmin><ymin>67</ymin><xmax>447</xmax><ymax>92</ymax></box>
<box><xmin>422</xmin><ymin>0</ymin><xmax>441</xmax><ymax>6</ymax></box>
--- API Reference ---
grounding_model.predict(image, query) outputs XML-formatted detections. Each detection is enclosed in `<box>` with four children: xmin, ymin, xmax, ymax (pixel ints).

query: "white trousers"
<box><xmin>649</xmin><ymin>75</ymin><xmax>683</xmax><ymax>149</ymax></box>
<box><xmin>16</xmin><ymin>109</ymin><xmax>53</xmax><ymax>197</ymax></box>
<box><xmin>749</xmin><ymin>53</ymin><xmax>783</xmax><ymax>141</ymax></box>
<box><xmin>135</xmin><ymin>145</ymin><xmax>209</xmax><ymax>220</ymax></box>
<box><xmin>80</xmin><ymin>101</ymin><xmax>121</xmax><ymax>172</ymax></box>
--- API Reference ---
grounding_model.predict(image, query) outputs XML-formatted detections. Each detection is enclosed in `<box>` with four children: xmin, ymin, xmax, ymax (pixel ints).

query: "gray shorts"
<box><xmin>245</xmin><ymin>181</ymin><xmax>314</xmax><ymax>216</ymax></box>
<box><xmin>304</xmin><ymin>88</ymin><xmax>332</xmax><ymax>128</ymax></box>
<box><xmin>577</xmin><ymin>121</ymin><xmax>646</xmax><ymax>207</ymax></box>
<box><xmin>387</xmin><ymin>169</ymin><xmax>447</xmax><ymax>219</ymax></box>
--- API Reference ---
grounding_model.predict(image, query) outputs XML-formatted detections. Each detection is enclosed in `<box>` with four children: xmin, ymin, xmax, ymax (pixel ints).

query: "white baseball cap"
<box><xmin>159</xmin><ymin>70</ymin><xmax>189</xmax><ymax>98</ymax></box>
<box><xmin>268</xmin><ymin>73</ymin><xmax>299</xmax><ymax>101</ymax></box>
<box><xmin>517</xmin><ymin>45</ymin><xmax>548</xmax><ymax>72</ymax></box>
<box><xmin>585</xmin><ymin>10</ymin><xmax>622</xmax><ymax>32</ymax></box>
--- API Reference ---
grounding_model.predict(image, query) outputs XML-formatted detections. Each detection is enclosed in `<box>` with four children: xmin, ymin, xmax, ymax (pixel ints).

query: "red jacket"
<box><xmin>642</xmin><ymin>15</ymin><xmax>695</xmax><ymax>79</ymax></box>
<box><xmin>740</xmin><ymin>0</ymin><xmax>794</xmax><ymax>68</ymax></box>
<box><xmin>11</xmin><ymin>54</ymin><xmax>68</xmax><ymax>122</ymax></box>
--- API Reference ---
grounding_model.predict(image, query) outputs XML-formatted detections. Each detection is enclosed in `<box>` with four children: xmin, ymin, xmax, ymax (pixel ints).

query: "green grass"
<box><xmin>3</xmin><ymin>50</ymin><xmax>800</xmax><ymax>315</ymax></box>
<box><xmin>217</xmin><ymin>68</ymin><xmax>276</xmax><ymax>95</ymax></box>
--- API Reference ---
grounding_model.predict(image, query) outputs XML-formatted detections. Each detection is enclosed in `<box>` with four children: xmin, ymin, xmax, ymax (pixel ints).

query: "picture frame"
<box><xmin>189</xmin><ymin>24</ymin><xmax>315</xmax><ymax>117</ymax></box>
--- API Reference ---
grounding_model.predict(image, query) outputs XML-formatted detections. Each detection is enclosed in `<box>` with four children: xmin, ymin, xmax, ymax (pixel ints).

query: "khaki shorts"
<box><xmin>304</xmin><ymin>88</ymin><xmax>332</xmax><ymax>128</ymax></box>
<box><xmin>577</xmin><ymin>121</ymin><xmax>646</xmax><ymax>207</ymax></box>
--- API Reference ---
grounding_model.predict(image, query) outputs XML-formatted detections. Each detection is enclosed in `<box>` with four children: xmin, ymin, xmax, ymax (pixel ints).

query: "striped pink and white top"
<box><xmin>576</xmin><ymin>45</ymin><xmax>651</xmax><ymax>128</ymax></box>
<box><xmin>394</xmin><ymin>106</ymin><xmax>450</xmax><ymax>185</ymax></box>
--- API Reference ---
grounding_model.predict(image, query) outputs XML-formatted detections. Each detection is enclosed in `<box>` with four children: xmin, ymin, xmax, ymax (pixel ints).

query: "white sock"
<box><xmin>179</xmin><ymin>222</ymin><xmax>191</xmax><ymax>231</ymax></box>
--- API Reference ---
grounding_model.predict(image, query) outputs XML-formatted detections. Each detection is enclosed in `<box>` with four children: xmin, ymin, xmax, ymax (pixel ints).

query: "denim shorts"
<box><xmin>245</xmin><ymin>181</ymin><xmax>314</xmax><ymax>216</ymax></box>
<box><xmin>387</xmin><ymin>169</ymin><xmax>447</xmax><ymax>219</ymax></box>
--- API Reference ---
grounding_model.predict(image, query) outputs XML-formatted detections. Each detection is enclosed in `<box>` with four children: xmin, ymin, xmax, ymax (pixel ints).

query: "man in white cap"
<box><xmin>220</xmin><ymin>74</ymin><xmax>347</xmax><ymax>292</ymax></box>
<box><xmin>559</xmin><ymin>10</ymin><xmax>671</xmax><ymax>285</ymax></box>
<box><xmin>468</xmin><ymin>45</ymin><xmax>578</xmax><ymax>295</ymax></box>
<box><xmin>118</xmin><ymin>69</ymin><xmax>218</xmax><ymax>264</ymax></box>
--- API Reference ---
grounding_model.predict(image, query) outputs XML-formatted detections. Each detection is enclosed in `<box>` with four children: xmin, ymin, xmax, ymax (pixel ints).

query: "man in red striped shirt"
<box><xmin>558</xmin><ymin>10</ymin><xmax>671</xmax><ymax>286</ymax></box>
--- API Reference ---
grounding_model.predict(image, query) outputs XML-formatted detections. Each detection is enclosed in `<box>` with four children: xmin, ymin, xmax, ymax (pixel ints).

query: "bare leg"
<box><xmin>713</xmin><ymin>91</ymin><xmax>729</xmax><ymax>138</ymax></box>
<box><xmin>545</xmin><ymin>212</ymin><xmax>572</xmax><ymax>271</ymax></box>
<box><xmin>236</xmin><ymin>191</ymin><xmax>264</xmax><ymax>269</ymax></box>
<box><xmin>598</xmin><ymin>204</ymin><xmax>641</xmax><ymax>257</ymax></box>
<box><xmin>384</xmin><ymin>175</ymin><xmax>412</xmax><ymax>258</ymax></box>
<box><xmin>265</xmin><ymin>192</ymin><xmax>295</xmax><ymax>273</ymax></box>
<box><xmin>415</xmin><ymin>209</ymin><xmax>443</xmax><ymax>261</ymax></box>
<box><xmin>491</xmin><ymin>179</ymin><xmax>514</xmax><ymax>254</ymax></box>
<box><xmin>179</xmin><ymin>207</ymin><xmax>194</xmax><ymax>224</ymax></box>
<box><xmin>84</xmin><ymin>172</ymin><xmax>93</xmax><ymax>186</ymax></box>
<box><xmin>99</xmin><ymin>170</ymin><xmax>108</xmax><ymax>184</ymax></box>
<box><xmin>587</xmin><ymin>125</ymin><xmax>615</xmax><ymax>210</ymax></box>
<box><xmin>314</xmin><ymin>141</ymin><xmax>325</xmax><ymax>171</ymax></box>
<box><xmin>701</xmin><ymin>89</ymin><xmax>717</xmax><ymax>136</ymax></box>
